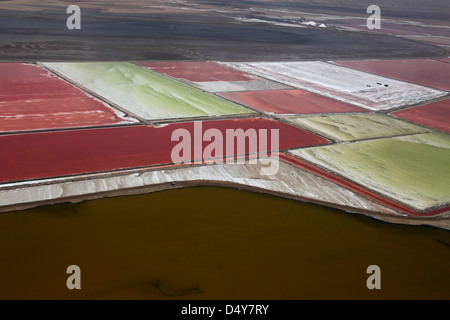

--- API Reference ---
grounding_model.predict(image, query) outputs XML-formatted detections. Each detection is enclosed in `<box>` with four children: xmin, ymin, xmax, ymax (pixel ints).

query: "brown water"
<box><xmin>0</xmin><ymin>186</ymin><xmax>449</xmax><ymax>300</ymax></box>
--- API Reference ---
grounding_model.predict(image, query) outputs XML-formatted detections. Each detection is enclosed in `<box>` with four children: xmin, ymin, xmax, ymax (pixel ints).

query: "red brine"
<box><xmin>219</xmin><ymin>89</ymin><xmax>368</xmax><ymax>114</ymax></box>
<box><xmin>391</xmin><ymin>99</ymin><xmax>450</xmax><ymax>134</ymax></box>
<box><xmin>0</xmin><ymin>63</ymin><xmax>131</xmax><ymax>132</ymax></box>
<box><xmin>334</xmin><ymin>59</ymin><xmax>450</xmax><ymax>91</ymax></box>
<box><xmin>138</xmin><ymin>61</ymin><xmax>253</xmax><ymax>82</ymax></box>
<box><xmin>0</xmin><ymin>118</ymin><xmax>329</xmax><ymax>183</ymax></box>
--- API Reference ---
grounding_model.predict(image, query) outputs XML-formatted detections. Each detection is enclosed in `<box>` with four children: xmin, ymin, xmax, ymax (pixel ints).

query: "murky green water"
<box><xmin>0</xmin><ymin>186</ymin><xmax>449</xmax><ymax>300</ymax></box>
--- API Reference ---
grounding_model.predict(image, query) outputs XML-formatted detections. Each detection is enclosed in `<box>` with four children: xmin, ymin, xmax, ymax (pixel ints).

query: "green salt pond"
<box><xmin>43</xmin><ymin>62</ymin><xmax>255</xmax><ymax>120</ymax></box>
<box><xmin>289</xmin><ymin>132</ymin><xmax>450</xmax><ymax>211</ymax></box>
<box><xmin>284</xmin><ymin>113</ymin><xmax>429</xmax><ymax>142</ymax></box>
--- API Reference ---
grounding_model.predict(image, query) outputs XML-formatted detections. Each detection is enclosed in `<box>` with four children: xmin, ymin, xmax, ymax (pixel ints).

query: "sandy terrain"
<box><xmin>0</xmin><ymin>0</ymin><xmax>447</xmax><ymax>61</ymax></box>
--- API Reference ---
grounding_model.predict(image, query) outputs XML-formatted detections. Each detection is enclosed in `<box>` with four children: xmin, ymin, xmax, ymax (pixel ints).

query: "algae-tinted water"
<box><xmin>44</xmin><ymin>62</ymin><xmax>254</xmax><ymax>120</ymax></box>
<box><xmin>291</xmin><ymin>132</ymin><xmax>450</xmax><ymax>211</ymax></box>
<box><xmin>288</xmin><ymin>113</ymin><xmax>429</xmax><ymax>142</ymax></box>
<box><xmin>0</xmin><ymin>186</ymin><xmax>449</xmax><ymax>300</ymax></box>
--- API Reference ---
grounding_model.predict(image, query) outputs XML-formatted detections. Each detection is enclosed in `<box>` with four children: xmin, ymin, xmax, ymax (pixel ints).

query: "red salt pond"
<box><xmin>0</xmin><ymin>63</ymin><xmax>131</xmax><ymax>132</ymax></box>
<box><xmin>138</xmin><ymin>61</ymin><xmax>253</xmax><ymax>82</ymax></box>
<box><xmin>334</xmin><ymin>59</ymin><xmax>450</xmax><ymax>91</ymax></box>
<box><xmin>219</xmin><ymin>89</ymin><xmax>368</xmax><ymax>114</ymax></box>
<box><xmin>0</xmin><ymin>118</ymin><xmax>328</xmax><ymax>183</ymax></box>
<box><xmin>391</xmin><ymin>99</ymin><xmax>450</xmax><ymax>134</ymax></box>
